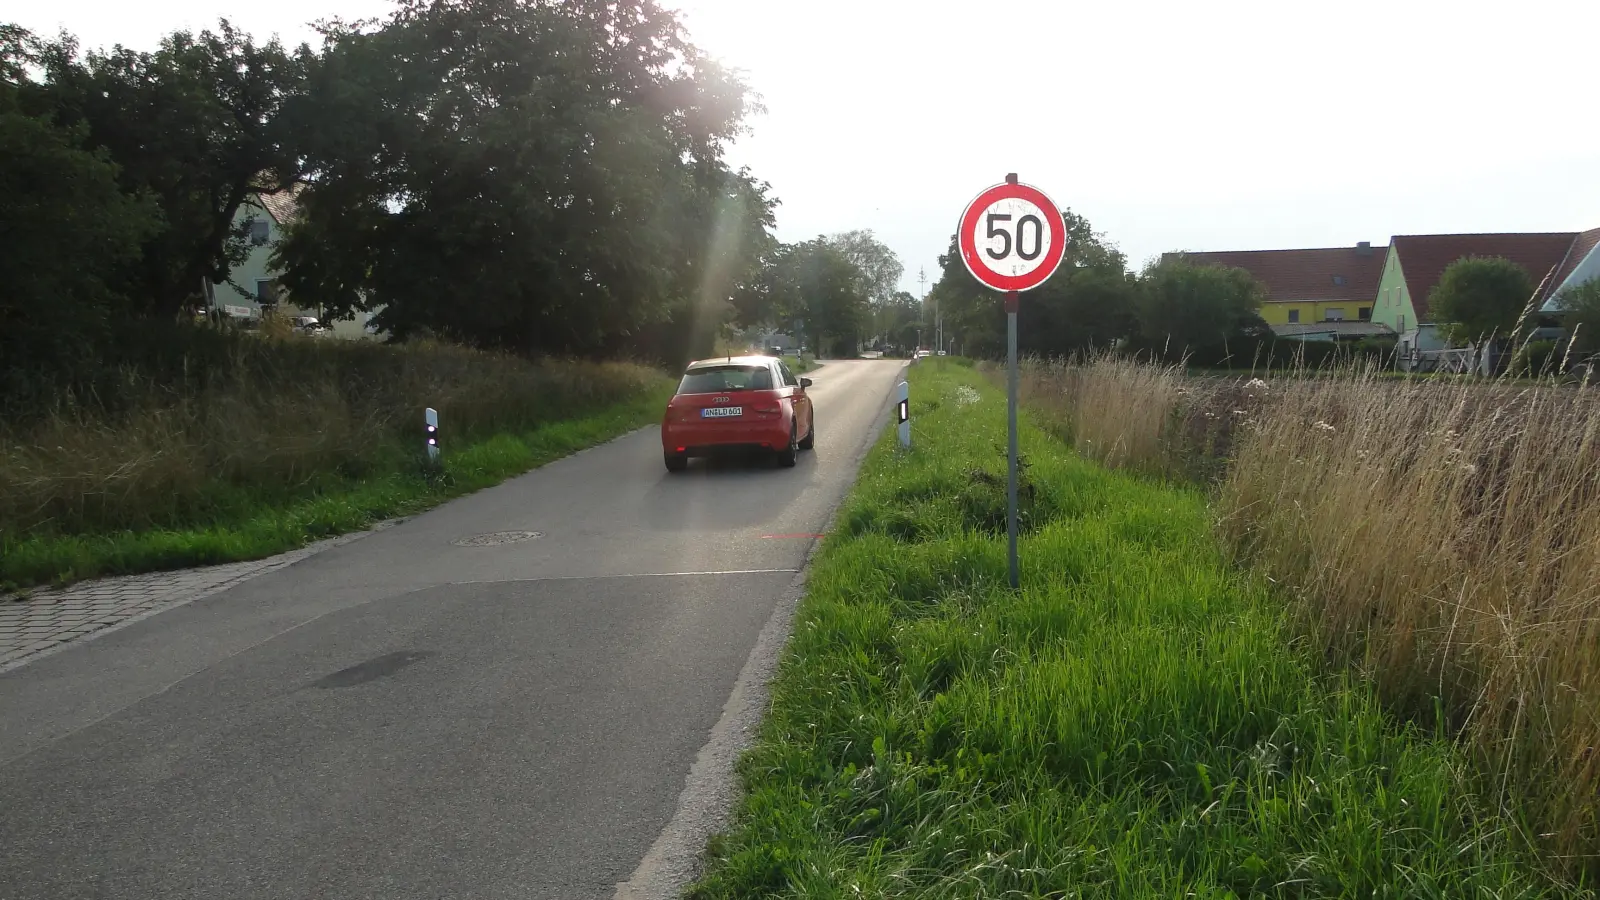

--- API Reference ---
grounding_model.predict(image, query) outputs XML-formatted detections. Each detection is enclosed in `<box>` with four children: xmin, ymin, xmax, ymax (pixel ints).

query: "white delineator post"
<box><xmin>897</xmin><ymin>380</ymin><xmax>911</xmax><ymax>449</ymax></box>
<box><xmin>425</xmin><ymin>407</ymin><xmax>440</xmax><ymax>463</ymax></box>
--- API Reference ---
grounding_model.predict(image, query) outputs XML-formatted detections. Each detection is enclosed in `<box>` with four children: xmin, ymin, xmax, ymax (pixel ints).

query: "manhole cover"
<box><xmin>452</xmin><ymin>530</ymin><xmax>543</xmax><ymax>547</ymax></box>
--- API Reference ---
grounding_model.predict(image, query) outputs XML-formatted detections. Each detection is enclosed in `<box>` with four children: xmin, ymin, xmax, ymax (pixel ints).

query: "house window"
<box><xmin>1324</xmin><ymin>308</ymin><xmax>1346</xmax><ymax>322</ymax></box>
<box><xmin>1287</xmin><ymin>310</ymin><xmax>1300</xmax><ymax>324</ymax></box>
<box><xmin>249</xmin><ymin>219</ymin><xmax>270</xmax><ymax>246</ymax></box>
<box><xmin>1358</xmin><ymin>307</ymin><xmax>1372</xmax><ymax>321</ymax></box>
<box><xmin>1399</xmin><ymin>314</ymin><xmax>1406</xmax><ymax>332</ymax></box>
<box><xmin>1331</xmin><ymin>275</ymin><xmax>1347</xmax><ymax>286</ymax></box>
<box><xmin>256</xmin><ymin>279</ymin><xmax>280</xmax><ymax>304</ymax></box>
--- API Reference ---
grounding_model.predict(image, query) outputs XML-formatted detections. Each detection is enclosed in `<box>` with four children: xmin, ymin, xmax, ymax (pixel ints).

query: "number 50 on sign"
<box><xmin>957</xmin><ymin>181</ymin><xmax>1067</xmax><ymax>294</ymax></box>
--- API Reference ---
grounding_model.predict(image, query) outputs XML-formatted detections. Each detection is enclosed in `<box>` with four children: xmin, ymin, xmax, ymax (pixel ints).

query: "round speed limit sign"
<box><xmin>957</xmin><ymin>180</ymin><xmax>1068</xmax><ymax>293</ymax></box>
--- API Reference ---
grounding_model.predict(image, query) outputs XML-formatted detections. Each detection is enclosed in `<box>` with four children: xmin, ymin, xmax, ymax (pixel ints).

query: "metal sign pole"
<box><xmin>1006</xmin><ymin>290</ymin><xmax>1020</xmax><ymax>589</ymax></box>
<box><xmin>956</xmin><ymin>170</ymin><xmax>1066</xmax><ymax>592</ymax></box>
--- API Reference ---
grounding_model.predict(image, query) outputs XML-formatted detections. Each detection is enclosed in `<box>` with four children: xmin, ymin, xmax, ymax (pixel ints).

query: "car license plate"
<box><xmin>701</xmin><ymin>406</ymin><xmax>742</xmax><ymax>418</ymax></box>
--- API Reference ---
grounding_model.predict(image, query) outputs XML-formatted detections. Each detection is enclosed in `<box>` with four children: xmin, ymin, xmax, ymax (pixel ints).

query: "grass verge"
<box><xmin>2</xmin><ymin>384</ymin><xmax>671</xmax><ymax>589</ymax></box>
<box><xmin>783</xmin><ymin>354</ymin><xmax>818</xmax><ymax>374</ymax></box>
<box><xmin>1021</xmin><ymin>354</ymin><xmax>1600</xmax><ymax>872</ymax></box>
<box><xmin>688</xmin><ymin>360</ymin><xmax>1575</xmax><ymax>898</ymax></box>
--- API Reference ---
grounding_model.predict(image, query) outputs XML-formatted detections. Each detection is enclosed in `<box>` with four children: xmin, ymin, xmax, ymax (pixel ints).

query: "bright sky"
<box><xmin>16</xmin><ymin>0</ymin><xmax>1600</xmax><ymax>295</ymax></box>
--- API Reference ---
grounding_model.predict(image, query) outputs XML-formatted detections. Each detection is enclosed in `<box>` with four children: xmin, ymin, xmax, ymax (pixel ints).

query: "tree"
<box><xmin>1428</xmin><ymin>256</ymin><xmax>1536</xmax><ymax>346</ymax></box>
<box><xmin>759</xmin><ymin>239</ymin><xmax>869</xmax><ymax>357</ymax></box>
<box><xmin>826</xmin><ymin>229</ymin><xmax>903</xmax><ymax>307</ymax></box>
<box><xmin>1</xmin><ymin>26</ymin><xmax>161</xmax><ymax>397</ymax></box>
<box><xmin>276</xmin><ymin>0</ymin><xmax>767</xmax><ymax>361</ymax></box>
<box><xmin>22</xmin><ymin>23</ymin><xmax>311</xmax><ymax>317</ymax></box>
<box><xmin>1556</xmin><ymin>278</ymin><xmax>1600</xmax><ymax>357</ymax></box>
<box><xmin>879</xmin><ymin>291</ymin><xmax>922</xmax><ymax>351</ymax></box>
<box><xmin>1134</xmin><ymin>259</ymin><xmax>1267</xmax><ymax>361</ymax></box>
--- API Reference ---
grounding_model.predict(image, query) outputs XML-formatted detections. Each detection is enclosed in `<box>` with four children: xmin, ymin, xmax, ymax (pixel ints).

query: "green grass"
<box><xmin>688</xmin><ymin>360</ymin><xmax>1576</xmax><ymax>898</ymax></box>
<box><xmin>1</xmin><ymin>386</ymin><xmax>671</xmax><ymax>589</ymax></box>
<box><xmin>783</xmin><ymin>354</ymin><xmax>818</xmax><ymax>374</ymax></box>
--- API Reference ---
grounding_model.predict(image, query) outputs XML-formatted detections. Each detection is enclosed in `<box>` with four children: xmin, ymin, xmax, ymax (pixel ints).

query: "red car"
<box><xmin>661</xmin><ymin>355</ymin><xmax>815</xmax><ymax>471</ymax></box>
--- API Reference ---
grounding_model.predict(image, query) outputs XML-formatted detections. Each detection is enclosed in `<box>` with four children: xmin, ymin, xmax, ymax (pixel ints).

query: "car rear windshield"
<box><xmin>677</xmin><ymin>365</ymin><xmax>773</xmax><ymax>394</ymax></box>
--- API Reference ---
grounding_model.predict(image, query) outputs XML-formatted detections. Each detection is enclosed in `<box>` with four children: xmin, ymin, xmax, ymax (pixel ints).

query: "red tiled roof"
<box><xmin>255</xmin><ymin>183</ymin><xmax>303</xmax><ymax>225</ymax></box>
<box><xmin>1391</xmin><ymin>232</ymin><xmax>1577</xmax><ymax>322</ymax></box>
<box><xmin>1162</xmin><ymin>245</ymin><xmax>1388</xmax><ymax>304</ymax></box>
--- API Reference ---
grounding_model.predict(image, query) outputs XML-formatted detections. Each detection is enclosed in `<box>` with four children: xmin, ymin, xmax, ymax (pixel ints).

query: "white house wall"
<box><xmin>211</xmin><ymin>199</ymin><xmax>280</xmax><ymax>316</ymax></box>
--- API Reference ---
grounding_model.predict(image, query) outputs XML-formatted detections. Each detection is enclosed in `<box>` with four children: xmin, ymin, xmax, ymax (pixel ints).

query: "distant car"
<box><xmin>914</xmin><ymin>349</ymin><xmax>932</xmax><ymax>360</ymax></box>
<box><xmin>661</xmin><ymin>355</ymin><xmax>815</xmax><ymax>471</ymax></box>
<box><xmin>290</xmin><ymin>315</ymin><xmax>332</xmax><ymax>336</ymax></box>
<box><xmin>937</xmin><ymin>350</ymin><xmax>947</xmax><ymax>356</ymax></box>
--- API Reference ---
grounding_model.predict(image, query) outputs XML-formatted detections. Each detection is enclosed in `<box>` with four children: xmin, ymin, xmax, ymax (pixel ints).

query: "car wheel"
<box><xmin>797</xmin><ymin>412</ymin><xmax>815</xmax><ymax>450</ymax></box>
<box><xmin>776</xmin><ymin>424</ymin><xmax>798</xmax><ymax>468</ymax></box>
<box><xmin>664</xmin><ymin>452</ymin><xmax>689</xmax><ymax>473</ymax></box>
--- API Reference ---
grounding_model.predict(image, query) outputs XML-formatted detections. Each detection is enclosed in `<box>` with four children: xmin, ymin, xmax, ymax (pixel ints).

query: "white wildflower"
<box><xmin>1246</xmin><ymin>378</ymin><xmax>1270</xmax><ymax>390</ymax></box>
<box><xmin>1313</xmin><ymin>421</ymin><xmax>1335</xmax><ymax>433</ymax></box>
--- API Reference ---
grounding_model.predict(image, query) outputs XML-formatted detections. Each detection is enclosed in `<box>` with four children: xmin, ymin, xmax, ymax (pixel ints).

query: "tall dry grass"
<box><xmin>1019</xmin><ymin>354</ymin><xmax>1600</xmax><ymax>873</ymax></box>
<box><xmin>0</xmin><ymin>334</ymin><xmax>663</xmax><ymax>538</ymax></box>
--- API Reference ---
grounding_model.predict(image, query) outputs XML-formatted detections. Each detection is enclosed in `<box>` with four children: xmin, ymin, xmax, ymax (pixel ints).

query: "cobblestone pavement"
<box><xmin>0</xmin><ymin>522</ymin><xmax>400</xmax><ymax>673</ymax></box>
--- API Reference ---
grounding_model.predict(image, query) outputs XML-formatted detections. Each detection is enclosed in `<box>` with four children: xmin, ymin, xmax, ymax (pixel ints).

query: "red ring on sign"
<box><xmin>957</xmin><ymin>182</ymin><xmax>1069</xmax><ymax>293</ymax></box>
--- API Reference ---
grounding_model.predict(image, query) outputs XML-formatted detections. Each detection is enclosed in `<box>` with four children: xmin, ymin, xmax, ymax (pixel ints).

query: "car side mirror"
<box><xmin>799</xmin><ymin>377</ymin><xmax>813</xmax><ymax>388</ymax></box>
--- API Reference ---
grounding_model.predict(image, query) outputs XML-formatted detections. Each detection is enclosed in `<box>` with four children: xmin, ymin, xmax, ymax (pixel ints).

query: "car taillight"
<box><xmin>754</xmin><ymin>404</ymin><xmax>781</xmax><ymax>416</ymax></box>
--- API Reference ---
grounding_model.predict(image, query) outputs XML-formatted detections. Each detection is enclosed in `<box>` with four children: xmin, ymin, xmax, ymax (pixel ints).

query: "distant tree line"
<box><xmin>1</xmin><ymin>0</ymin><xmax>899</xmax><ymax>403</ymax></box>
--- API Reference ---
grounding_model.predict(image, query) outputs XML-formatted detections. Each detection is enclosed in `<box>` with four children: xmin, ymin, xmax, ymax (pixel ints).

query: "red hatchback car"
<box><xmin>661</xmin><ymin>356</ymin><xmax>815</xmax><ymax>471</ymax></box>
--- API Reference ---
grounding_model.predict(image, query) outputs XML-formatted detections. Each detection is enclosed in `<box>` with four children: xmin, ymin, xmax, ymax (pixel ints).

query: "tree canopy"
<box><xmin>1428</xmin><ymin>256</ymin><xmax>1537</xmax><ymax>345</ymax></box>
<box><xmin>2</xmin><ymin>0</ymin><xmax>865</xmax><ymax>380</ymax></box>
<box><xmin>1133</xmin><ymin>258</ymin><xmax>1268</xmax><ymax>360</ymax></box>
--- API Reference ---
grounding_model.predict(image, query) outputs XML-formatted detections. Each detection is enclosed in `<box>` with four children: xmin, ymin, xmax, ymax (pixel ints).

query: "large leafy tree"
<box><xmin>0</xmin><ymin>26</ymin><xmax>161</xmax><ymax>396</ymax></box>
<box><xmin>1134</xmin><ymin>259</ymin><xmax>1268</xmax><ymax>361</ymax></box>
<box><xmin>276</xmin><ymin>0</ymin><xmax>767</xmax><ymax>361</ymax></box>
<box><xmin>1429</xmin><ymin>256</ymin><xmax>1537</xmax><ymax>345</ymax></box>
<box><xmin>21</xmin><ymin>23</ymin><xmax>310</xmax><ymax>316</ymax></box>
<box><xmin>827</xmin><ymin>229</ymin><xmax>903</xmax><ymax>307</ymax></box>
<box><xmin>754</xmin><ymin>239</ymin><xmax>869</xmax><ymax>357</ymax></box>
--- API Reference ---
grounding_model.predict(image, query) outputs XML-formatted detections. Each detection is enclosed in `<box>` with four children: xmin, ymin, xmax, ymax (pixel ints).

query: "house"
<box><xmin>204</xmin><ymin>185</ymin><xmax>383</xmax><ymax>340</ymax></box>
<box><xmin>1540</xmin><ymin>227</ymin><xmax>1600</xmax><ymax>314</ymax></box>
<box><xmin>1369</xmin><ymin>231</ymin><xmax>1583</xmax><ymax>369</ymax></box>
<box><xmin>1163</xmin><ymin>243</ymin><xmax>1390</xmax><ymax>341</ymax></box>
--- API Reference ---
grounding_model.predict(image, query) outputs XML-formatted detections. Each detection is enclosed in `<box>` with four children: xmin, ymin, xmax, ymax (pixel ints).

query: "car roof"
<box><xmin>685</xmin><ymin>355</ymin><xmax>780</xmax><ymax>370</ymax></box>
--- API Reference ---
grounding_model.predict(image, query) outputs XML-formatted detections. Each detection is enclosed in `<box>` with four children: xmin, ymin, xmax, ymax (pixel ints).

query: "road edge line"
<box><xmin>613</xmin><ymin>361</ymin><xmax>907</xmax><ymax>900</ymax></box>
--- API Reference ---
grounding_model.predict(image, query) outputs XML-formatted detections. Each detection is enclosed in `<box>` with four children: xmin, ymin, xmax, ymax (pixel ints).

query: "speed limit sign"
<box><xmin>957</xmin><ymin>177</ymin><xmax>1068</xmax><ymax>294</ymax></box>
<box><xmin>956</xmin><ymin>173</ymin><xmax>1067</xmax><ymax>591</ymax></box>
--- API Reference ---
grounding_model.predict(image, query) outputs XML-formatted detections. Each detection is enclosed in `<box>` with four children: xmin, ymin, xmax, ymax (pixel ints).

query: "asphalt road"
<box><xmin>0</xmin><ymin>358</ymin><xmax>905</xmax><ymax>900</ymax></box>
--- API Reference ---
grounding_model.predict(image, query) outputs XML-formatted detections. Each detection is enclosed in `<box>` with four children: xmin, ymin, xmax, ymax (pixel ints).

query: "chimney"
<box><xmin>1355</xmin><ymin>241</ymin><xmax>1374</xmax><ymax>256</ymax></box>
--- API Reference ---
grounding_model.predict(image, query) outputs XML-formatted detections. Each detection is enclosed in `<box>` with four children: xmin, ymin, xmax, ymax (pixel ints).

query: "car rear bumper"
<box><xmin>662</xmin><ymin>419</ymin><xmax>790</xmax><ymax>455</ymax></box>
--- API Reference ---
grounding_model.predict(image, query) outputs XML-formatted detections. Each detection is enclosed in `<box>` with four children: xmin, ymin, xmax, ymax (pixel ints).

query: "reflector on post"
<box><xmin>424</xmin><ymin>407</ymin><xmax>440</xmax><ymax>463</ymax></box>
<box><xmin>896</xmin><ymin>381</ymin><xmax>910</xmax><ymax>449</ymax></box>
